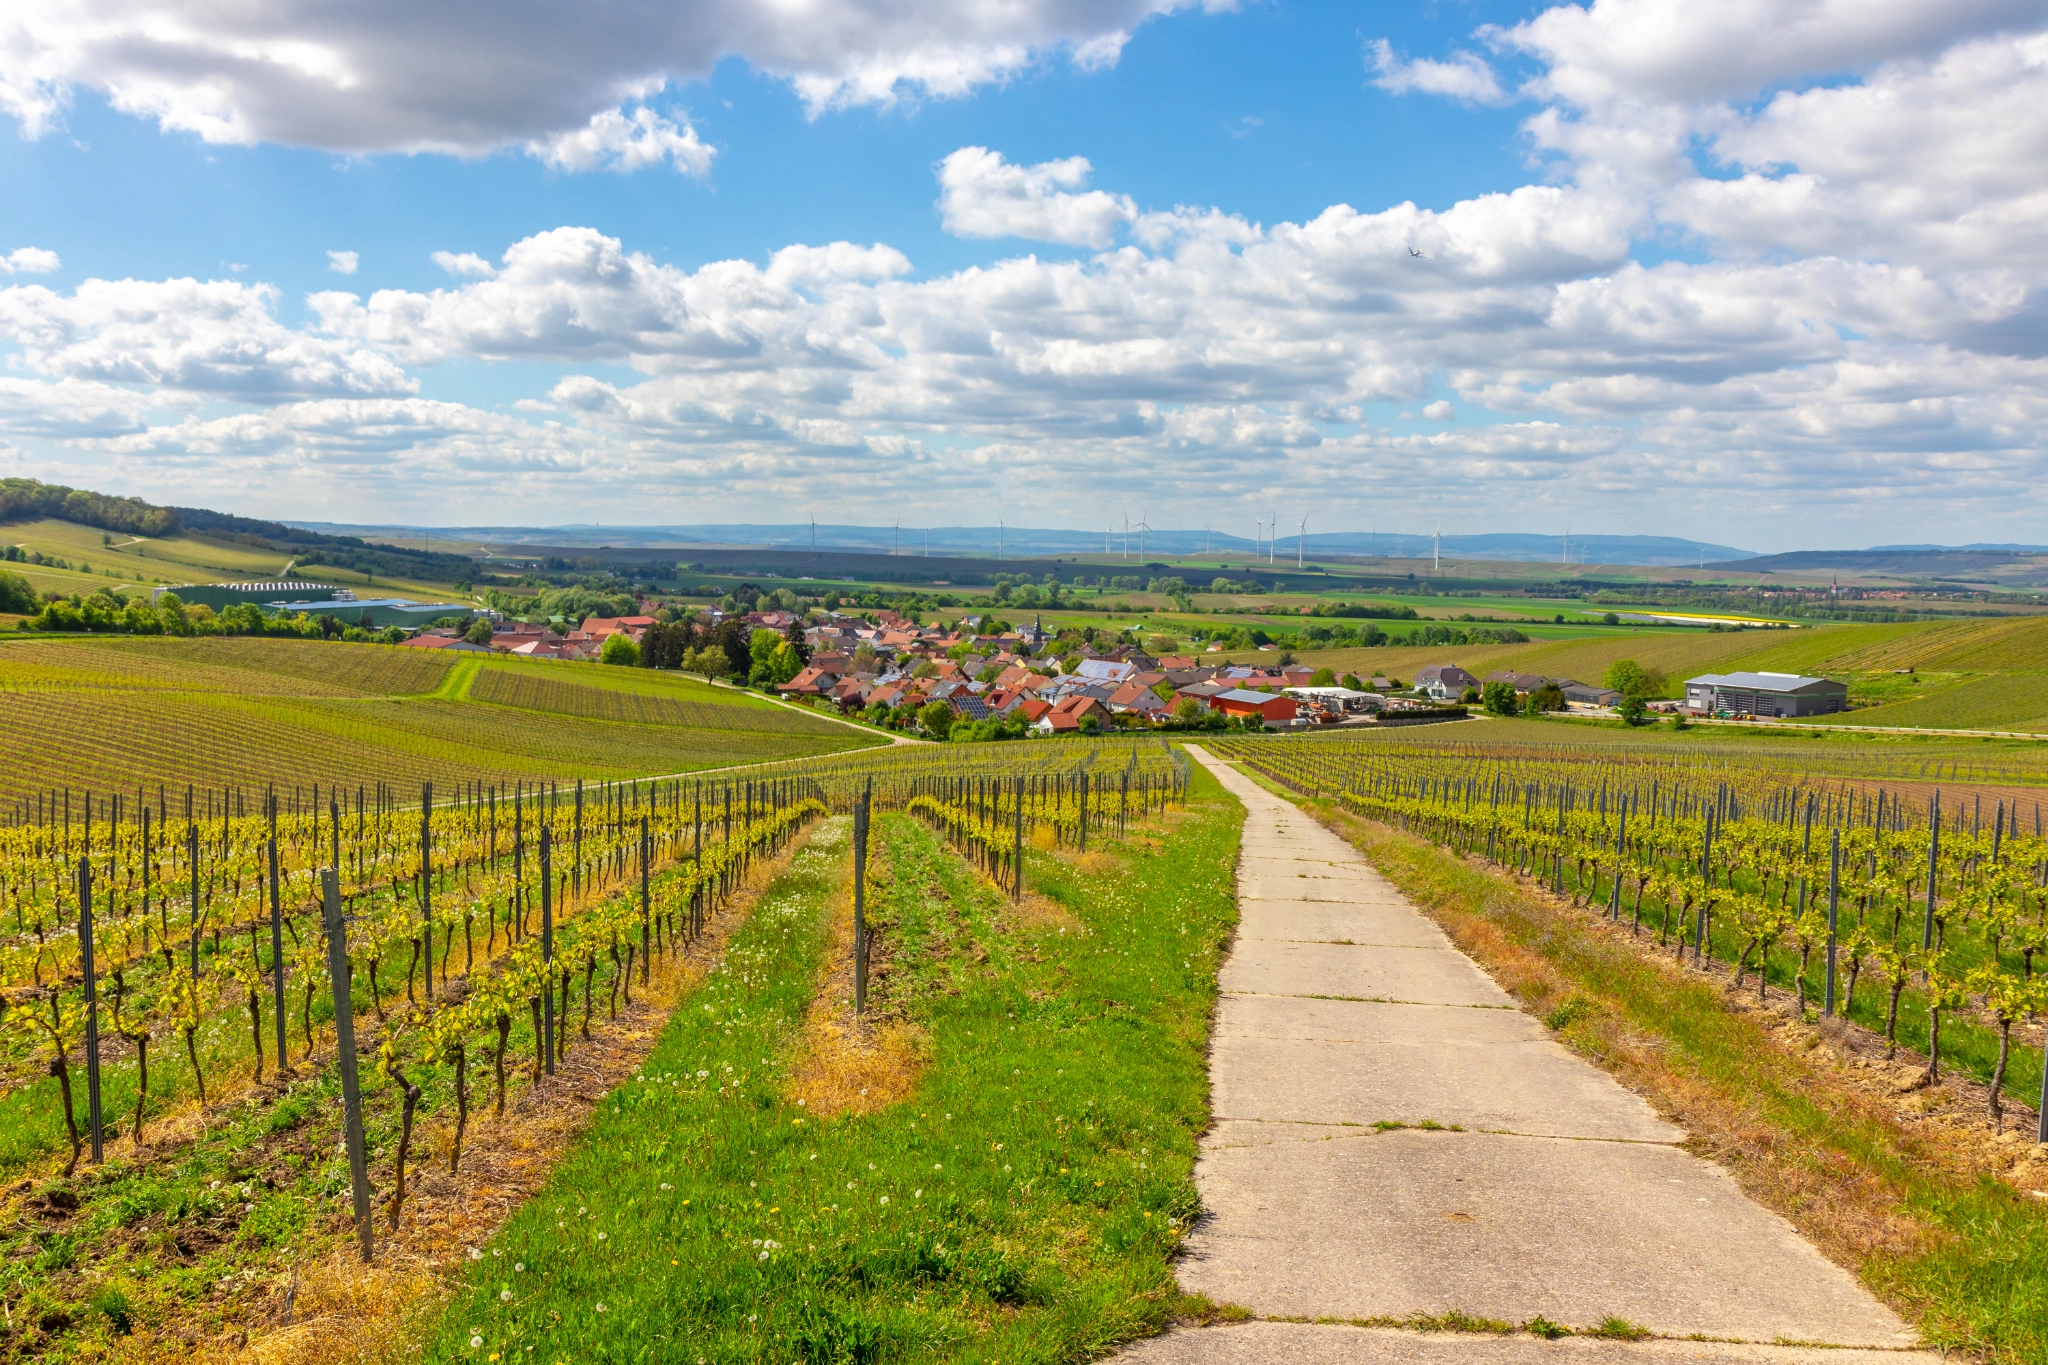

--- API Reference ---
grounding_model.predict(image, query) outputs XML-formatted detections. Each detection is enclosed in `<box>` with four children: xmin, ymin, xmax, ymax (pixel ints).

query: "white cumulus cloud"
<box><xmin>0</xmin><ymin>247</ymin><xmax>60</xmax><ymax>275</ymax></box>
<box><xmin>431</xmin><ymin>251</ymin><xmax>496</xmax><ymax>278</ymax></box>
<box><xmin>937</xmin><ymin>147</ymin><xmax>1137</xmax><ymax>247</ymax></box>
<box><xmin>326</xmin><ymin>250</ymin><xmax>358</xmax><ymax>275</ymax></box>
<box><xmin>0</xmin><ymin>0</ymin><xmax>1203</xmax><ymax>151</ymax></box>
<box><xmin>1367</xmin><ymin>39</ymin><xmax>1508</xmax><ymax>105</ymax></box>
<box><xmin>527</xmin><ymin>106</ymin><xmax>714</xmax><ymax>175</ymax></box>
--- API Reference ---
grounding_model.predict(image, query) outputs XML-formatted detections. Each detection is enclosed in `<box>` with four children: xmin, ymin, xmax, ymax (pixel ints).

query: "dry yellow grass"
<box><xmin>785</xmin><ymin>847</ymin><xmax>931</xmax><ymax>1117</ymax></box>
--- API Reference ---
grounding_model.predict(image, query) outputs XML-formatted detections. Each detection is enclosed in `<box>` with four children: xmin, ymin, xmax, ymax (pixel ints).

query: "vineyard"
<box><xmin>0</xmin><ymin>637</ymin><xmax>881</xmax><ymax>802</ymax></box>
<box><xmin>0</xmin><ymin>736</ymin><xmax>1193</xmax><ymax>1360</ymax></box>
<box><xmin>1211</xmin><ymin>731</ymin><xmax>2048</xmax><ymax>1121</ymax></box>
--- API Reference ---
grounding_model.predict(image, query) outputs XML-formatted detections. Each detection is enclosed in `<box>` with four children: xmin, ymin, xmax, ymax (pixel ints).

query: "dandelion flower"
<box><xmin>499</xmin><ymin>1290</ymin><xmax>514</xmax><ymax>1302</ymax></box>
<box><xmin>596</xmin><ymin>1303</ymin><xmax>607</xmax><ymax>1313</ymax></box>
<box><xmin>471</xmin><ymin>1336</ymin><xmax>484</xmax><ymax>1349</ymax></box>
<box><xmin>879</xmin><ymin>1196</ymin><xmax>889</xmax><ymax>1205</ymax></box>
<box><xmin>515</xmin><ymin>1262</ymin><xmax>525</xmax><ymax>1272</ymax></box>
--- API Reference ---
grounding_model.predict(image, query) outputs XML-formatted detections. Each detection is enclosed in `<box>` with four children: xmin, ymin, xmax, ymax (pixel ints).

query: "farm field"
<box><xmin>0</xmin><ymin>636</ymin><xmax>881</xmax><ymax>802</ymax></box>
<box><xmin>0</xmin><ymin>741</ymin><xmax>1198</xmax><ymax>1361</ymax></box>
<box><xmin>1</xmin><ymin>517</ymin><xmax>459</xmax><ymax>605</ymax></box>
<box><xmin>7</xmin><ymin>688</ymin><xmax>2048</xmax><ymax>1360</ymax></box>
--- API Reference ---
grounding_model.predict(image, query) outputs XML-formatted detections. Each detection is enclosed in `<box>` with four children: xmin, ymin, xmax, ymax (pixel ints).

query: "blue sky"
<box><xmin>0</xmin><ymin>0</ymin><xmax>2043</xmax><ymax>551</ymax></box>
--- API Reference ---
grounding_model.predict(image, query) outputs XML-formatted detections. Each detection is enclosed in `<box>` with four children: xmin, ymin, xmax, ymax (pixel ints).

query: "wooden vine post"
<box><xmin>420</xmin><ymin>782</ymin><xmax>433</xmax><ymax>1001</ymax></box>
<box><xmin>541</xmin><ymin>825</ymin><xmax>556</xmax><ymax>1076</ymax></box>
<box><xmin>77</xmin><ymin>857</ymin><xmax>104</xmax><ymax>1164</ymax></box>
<box><xmin>268</xmin><ymin>813</ymin><xmax>287</xmax><ymax>1072</ymax></box>
<box><xmin>321</xmin><ymin>867</ymin><xmax>374</xmax><ymax>1264</ymax></box>
<box><xmin>1824</xmin><ymin>830</ymin><xmax>1840</xmax><ymax>1017</ymax></box>
<box><xmin>853</xmin><ymin>782</ymin><xmax>870</xmax><ymax>1015</ymax></box>
<box><xmin>1013</xmin><ymin>774</ymin><xmax>1024</xmax><ymax>901</ymax></box>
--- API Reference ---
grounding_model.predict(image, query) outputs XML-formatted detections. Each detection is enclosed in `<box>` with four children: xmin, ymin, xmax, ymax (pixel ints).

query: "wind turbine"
<box><xmin>1255</xmin><ymin>517</ymin><xmax>1264</xmax><ymax>563</ymax></box>
<box><xmin>998</xmin><ymin>518</ymin><xmax>1005</xmax><ymax>561</ymax></box>
<box><xmin>1562</xmin><ymin>525</ymin><xmax>1570</xmax><ymax>566</ymax></box>
<box><xmin>894</xmin><ymin>519</ymin><xmax>900</xmax><ymax>557</ymax></box>
<box><xmin>811</xmin><ymin>515</ymin><xmax>817</xmax><ymax>555</ymax></box>
<box><xmin>1433</xmin><ymin>521</ymin><xmax>1440</xmax><ymax>574</ymax></box>
<box><xmin>1268</xmin><ymin>511</ymin><xmax>1276</xmax><ymax>565</ymax></box>
<box><xmin>1136</xmin><ymin>511</ymin><xmax>1151</xmax><ymax>560</ymax></box>
<box><xmin>1297</xmin><ymin>516</ymin><xmax>1306</xmax><ymax>569</ymax></box>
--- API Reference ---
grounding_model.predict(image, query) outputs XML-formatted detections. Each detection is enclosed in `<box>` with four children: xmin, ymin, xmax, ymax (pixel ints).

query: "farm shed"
<box><xmin>1683</xmin><ymin>671</ymin><xmax>1848</xmax><ymax>718</ymax></box>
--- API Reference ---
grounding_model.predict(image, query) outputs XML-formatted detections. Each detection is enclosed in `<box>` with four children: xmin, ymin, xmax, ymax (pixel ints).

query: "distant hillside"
<box><xmin>290</xmin><ymin>520</ymin><xmax>1755</xmax><ymax>568</ymax></box>
<box><xmin>1707</xmin><ymin>548</ymin><xmax>2048</xmax><ymax>586</ymax></box>
<box><xmin>0</xmin><ymin>478</ymin><xmax>477</xmax><ymax>584</ymax></box>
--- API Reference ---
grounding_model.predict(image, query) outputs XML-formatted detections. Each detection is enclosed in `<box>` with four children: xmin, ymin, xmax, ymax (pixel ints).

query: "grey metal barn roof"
<box><xmin>1686</xmin><ymin>672</ymin><xmax>1846</xmax><ymax>694</ymax></box>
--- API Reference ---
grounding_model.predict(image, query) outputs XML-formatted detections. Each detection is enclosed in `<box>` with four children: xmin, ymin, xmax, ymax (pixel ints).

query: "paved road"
<box><xmin>1126</xmin><ymin>749</ymin><xmax>1933</xmax><ymax>1364</ymax></box>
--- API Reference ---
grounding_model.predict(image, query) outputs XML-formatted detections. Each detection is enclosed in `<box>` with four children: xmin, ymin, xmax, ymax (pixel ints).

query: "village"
<box><xmin>396</xmin><ymin>601</ymin><xmax>1501</xmax><ymax>734</ymax></box>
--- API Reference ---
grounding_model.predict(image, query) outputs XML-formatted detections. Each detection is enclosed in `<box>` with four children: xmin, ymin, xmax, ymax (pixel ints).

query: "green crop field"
<box><xmin>0</xmin><ymin>636</ymin><xmax>460</xmax><ymax>697</ymax></box>
<box><xmin>1</xmin><ymin>516</ymin><xmax>461</xmax><ymax>604</ymax></box>
<box><xmin>0</xmin><ymin>636</ymin><xmax>880</xmax><ymax>804</ymax></box>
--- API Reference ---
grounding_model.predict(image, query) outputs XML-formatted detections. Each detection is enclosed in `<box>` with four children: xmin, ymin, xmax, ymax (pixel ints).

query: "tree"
<box><xmin>917</xmin><ymin>699</ymin><xmax>954</xmax><ymax>739</ymax></box>
<box><xmin>1617</xmin><ymin>694</ymin><xmax>1650</xmax><ymax>726</ymax></box>
<box><xmin>1481</xmin><ymin>680</ymin><xmax>1520</xmax><ymax>716</ymax></box>
<box><xmin>1601</xmin><ymin>611</ymin><xmax>1620</xmax><ymax>625</ymax></box>
<box><xmin>157</xmin><ymin>592</ymin><xmax>193</xmax><ymax>637</ymax></box>
<box><xmin>0</xmin><ymin>569</ymin><xmax>35</xmax><ymax>615</ymax></box>
<box><xmin>748</xmin><ymin>627</ymin><xmax>797</xmax><ymax>685</ymax></box>
<box><xmin>1310</xmin><ymin>667</ymin><xmax>1337</xmax><ymax>686</ymax></box>
<box><xmin>716</xmin><ymin>618</ymin><xmax>752</xmax><ymax>678</ymax></box>
<box><xmin>1528</xmin><ymin>682</ymin><xmax>1566</xmax><ymax>713</ymax></box>
<box><xmin>1147</xmin><ymin>634</ymin><xmax>1177</xmax><ymax>655</ymax></box>
<box><xmin>600</xmin><ymin>632</ymin><xmax>640</xmax><ymax>666</ymax></box>
<box><xmin>464</xmin><ymin>618</ymin><xmax>494</xmax><ymax>645</ymax></box>
<box><xmin>1603</xmin><ymin>659</ymin><xmax>1664</xmax><ymax>699</ymax></box>
<box><xmin>784</xmin><ymin>617</ymin><xmax>811</xmax><ymax>668</ymax></box>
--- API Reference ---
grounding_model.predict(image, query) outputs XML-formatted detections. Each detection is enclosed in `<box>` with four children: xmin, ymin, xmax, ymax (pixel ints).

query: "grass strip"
<box><xmin>1259</xmin><ymin>778</ymin><xmax>2048</xmax><ymax>1365</ymax></box>
<box><xmin>422</xmin><ymin>765</ymin><xmax>1244</xmax><ymax>1363</ymax></box>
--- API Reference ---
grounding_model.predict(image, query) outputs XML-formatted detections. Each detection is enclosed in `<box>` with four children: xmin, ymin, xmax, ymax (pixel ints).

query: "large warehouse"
<box><xmin>1683</xmin><ymin>671</ymin><xmax>1849</xmax><ymax>718</ymax></box>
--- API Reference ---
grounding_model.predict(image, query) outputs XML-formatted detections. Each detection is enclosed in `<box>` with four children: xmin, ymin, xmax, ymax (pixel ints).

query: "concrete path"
<box><xmin>1137</xmin><ymin>749</ymin><xmax>1932</xmax><ymax>1364</ymax></box>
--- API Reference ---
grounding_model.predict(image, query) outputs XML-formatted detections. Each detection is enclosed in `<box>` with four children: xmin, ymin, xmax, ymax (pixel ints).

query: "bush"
<box><xmin>0</xmin><ymin>569</ymin><xmax>35</xmax><ymax>615</ymax></box>
<box><xmin>1528</xmin><ymin>682</ymin><xmax>1566</xmax><ymax>713</ymax></box>
<box><xmin>1618</xmin><ymin>694</ymin><xmax>1650</xmax><ymax>726</ymax></box>
<box><xmin>918</xmin><ymin>699</ymin><xmax>954</xmax><ymax>739</ymax></box>
<box><xmin>1481</xmin><ymin>680</ymin><xmax>1520</xmax><ymax>716</ymax></box>
<box><xmin>600</xmin><ymin>632</ymin><xmax>640</xmax><ymax>666</ymax></box>
<box><xmin>1310</xmin><ymin>667</ymin><xmax>1336</xmax><ymax>686</ymax></box>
